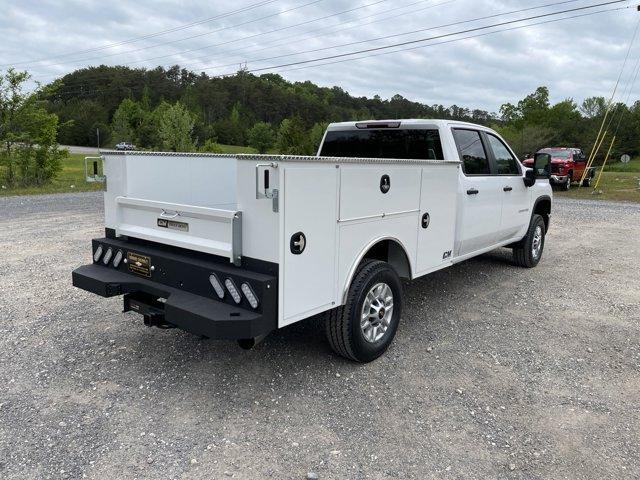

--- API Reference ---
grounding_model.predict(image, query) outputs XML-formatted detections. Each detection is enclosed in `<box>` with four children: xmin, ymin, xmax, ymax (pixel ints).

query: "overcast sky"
<box><xmin>1</xmin><ymin>0</ymin><xmax>639</xmax><ymax>113</ymax></box>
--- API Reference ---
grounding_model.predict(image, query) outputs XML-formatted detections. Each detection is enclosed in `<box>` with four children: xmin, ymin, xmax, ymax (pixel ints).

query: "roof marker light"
<box><xmin>355</xmin><ymin>121</ymin><xmax>401</xmax><ymax>129</ymax></box>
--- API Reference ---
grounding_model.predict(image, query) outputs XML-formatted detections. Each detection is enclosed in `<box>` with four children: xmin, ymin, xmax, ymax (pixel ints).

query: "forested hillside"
<box><xmin>45</xmin><ymin>65</ymin><xmax>640</xmax><ymax>159</ymax></box>
<box><xmin>45</xmin><ymin>65</ymin><xmax>494</xmax><ymax>153</ymax></box>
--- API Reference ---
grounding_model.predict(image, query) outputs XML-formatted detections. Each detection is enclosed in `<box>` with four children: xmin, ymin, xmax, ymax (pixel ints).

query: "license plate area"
<box><xmin>127</xmin><ymin>252</ymin><xmax>151</xmax><ymax>277</ymax></box>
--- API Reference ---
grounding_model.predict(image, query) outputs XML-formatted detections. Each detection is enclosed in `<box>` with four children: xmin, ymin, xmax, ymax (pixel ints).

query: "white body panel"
<box><xmin>416</xmin><ymin>165</ymin><xmax>460</xmax><ymax>274</ymax></box>
<box><xmin>99</xmin><ymin>119</ymin><xmax>552</xmax><ymax>331</ymax></box>
<box><xmin>457</xmin><ymin>175</ymin><xmax>503</xmax><ymax>256</ymax></box>
<box><xmin>281</xmin><ymin>165</ymin><xmax>339</xmax><ymax>325</ymax></box>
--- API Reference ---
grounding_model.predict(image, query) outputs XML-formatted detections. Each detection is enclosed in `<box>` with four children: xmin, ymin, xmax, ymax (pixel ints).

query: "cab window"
<box><xmin>486</xmin><ymin>134</ymin><xmax>520</xmax><ymax>175</ymax></box>
<box><xmin>320</xmin><ymin>128</ymin><xmax>444</xmax><ymax>160</ymax></box>
<box><xmin>452</xmin><ymin>129</ymin><xmax>490</xmax><ymax>175</ymax></box>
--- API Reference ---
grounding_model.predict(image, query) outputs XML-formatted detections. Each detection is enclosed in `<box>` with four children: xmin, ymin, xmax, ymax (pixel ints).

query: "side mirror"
<box><xmin>524</xmin><ymin>169</ymin><xmax>536</xmax><ymax>187</ymax></box>
<box><xmin>524</xmin><ymin>153</ymin><xmax>551</xmax><ymax>187</ymax></box>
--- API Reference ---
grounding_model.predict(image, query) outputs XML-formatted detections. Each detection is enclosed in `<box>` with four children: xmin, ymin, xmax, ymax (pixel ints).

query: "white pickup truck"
<box><xmin>73</xmin><ymin>119</ymin><xmax>553</xmax><ymax>362</ymax></box>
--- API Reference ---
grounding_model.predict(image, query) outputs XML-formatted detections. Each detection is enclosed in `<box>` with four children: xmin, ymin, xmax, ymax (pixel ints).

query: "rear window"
<box><xmin>320</xmin><ymin>129</ymin><xmax>444</xmax><ymax>160</ymax></box>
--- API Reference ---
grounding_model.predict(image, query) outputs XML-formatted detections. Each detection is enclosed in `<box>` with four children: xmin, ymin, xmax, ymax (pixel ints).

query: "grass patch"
<box><xmin>1</xmin><ymin>153</ymin><xmax>104</xmax><ymax>197</ymax></box>
<box><xmin>603</xmin><ymin>157</ymin><xmax>640</xmax><ymax>173</ymax></box>
<box><xmin>555</xmin><ymin>171</ymin><xmax>640</xmax><ymax>203</ymax></box>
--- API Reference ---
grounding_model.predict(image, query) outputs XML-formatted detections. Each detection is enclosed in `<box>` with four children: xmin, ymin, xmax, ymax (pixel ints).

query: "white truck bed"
<box><xmin>100</xmin><ymin>151</ymin><xmax>460</xmax><ymax>326</ymax></box>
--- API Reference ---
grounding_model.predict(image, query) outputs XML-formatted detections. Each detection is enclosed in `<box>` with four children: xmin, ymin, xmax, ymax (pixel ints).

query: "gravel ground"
<box><xmin>0</xmin><ymin>193</ymin><xmax>639</xmax><ymax>479</ymax></box>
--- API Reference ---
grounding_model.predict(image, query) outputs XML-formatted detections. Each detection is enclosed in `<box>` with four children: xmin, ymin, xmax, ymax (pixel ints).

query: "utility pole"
<box><xmin>97</xmin><ymin>128</ymin><xmax>100</xmax><ymax>149</ymax></box>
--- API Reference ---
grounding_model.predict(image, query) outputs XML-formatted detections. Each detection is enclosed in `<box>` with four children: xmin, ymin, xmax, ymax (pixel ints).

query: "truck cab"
<box><xmin>73</xmin><ymin>120</ymin><xmax>552</xmax><ymax>362</ymax></box>
<box><xmin>523</xmin><ymin>147</ymin><xmax>594</xmax><ymax>190</ymax></box>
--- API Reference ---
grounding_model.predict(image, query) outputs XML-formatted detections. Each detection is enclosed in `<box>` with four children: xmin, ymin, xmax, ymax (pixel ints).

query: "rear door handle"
<box><xmin>466</xmin><ymin>188</ymin><xmax>479</xmax><ymax>195</ymax></box>
<box><xmin>503</xmin><ymin>186</ymin><xmax>513</xmax><ymax>192</ymax></box>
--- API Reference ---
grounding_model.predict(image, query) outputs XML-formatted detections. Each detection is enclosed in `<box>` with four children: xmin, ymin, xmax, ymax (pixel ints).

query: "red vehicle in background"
<box><xmin>523</xmin><ymin>148</ymin><xmax>595</xmax><ymax>190</ymax></box>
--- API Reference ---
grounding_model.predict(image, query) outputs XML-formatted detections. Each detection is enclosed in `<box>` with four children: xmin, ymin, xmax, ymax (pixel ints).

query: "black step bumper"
<box><xmin>72</xmin><ymin>237</ymin><xmax>278</xmax><ymax>340</ymax></box>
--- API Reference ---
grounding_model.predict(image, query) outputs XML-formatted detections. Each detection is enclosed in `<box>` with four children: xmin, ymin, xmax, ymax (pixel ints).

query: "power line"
<box><xmin>35</xmin><ymin>0</ymin><xmax>329</xmax><ymax>69</ymax></box>
<box><xmin>34</xmin><ymin>0</ymin><xmax>433</xmax><ymax>82</ymax></box>
<box><xmin>213</xmin><ymin>0</ymin><xmax>631</xmax><ymax>76</ymax></box>
<box><xmin>190</xmin><ymin>0</ymin><xmax>590</xmax><ymax>74</ymax></box>
<box><xmin>579</xmin><ymin>10</ymin><xmax>639</xmax><ymax>184</ymax></box>
<box><xmin>37</xmin><ymin>0</ymin><xmax>584</xmax><ymax>84</ymax></box>
<box><xmin>0</xmin><ymin>0</ymin><xmax>282</xmax><ymax>67</ymax></box>
<box><xmin>279</xmin><ymin>5</ymin><xmax>631</xmax><ymax>74</ymax></box>
<box><xmin>167</xmin><ymin>0</ymin><xmax>456</xmax><ymax>71</ymax></box>
<box><xmin>47</xmin><ymin>3</ymin><xmax>629</xmax><ymax>101</ymax></box>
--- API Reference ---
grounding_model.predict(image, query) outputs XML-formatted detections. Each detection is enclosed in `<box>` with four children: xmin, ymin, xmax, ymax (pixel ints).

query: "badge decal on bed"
<box><xmin>157</xmin><ymin>218</ymin><xmax>189</xmax><ymax>232</ymax></box>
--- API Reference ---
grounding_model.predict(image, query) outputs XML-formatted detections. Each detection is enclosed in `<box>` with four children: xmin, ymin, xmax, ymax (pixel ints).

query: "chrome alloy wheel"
<box><xmin>360</xmin><ymin>283</ymin><xmax>394</xmax><ymax>343</ymax></box>
<box><xmin>532</xmin><ymin>225</ymin><xmax>543</xmax><ymax>260</ymax></box>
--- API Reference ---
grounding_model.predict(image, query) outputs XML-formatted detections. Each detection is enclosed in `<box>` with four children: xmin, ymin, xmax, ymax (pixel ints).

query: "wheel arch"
<box><xmin>341</xmin><ymin>237</ymin><xmax>412</xmax><ymax>304</ymax></box>
<box><xmin>533</xmin><ymin>195</ymin><xmax>551</xmax><ymax>231</ymax></box>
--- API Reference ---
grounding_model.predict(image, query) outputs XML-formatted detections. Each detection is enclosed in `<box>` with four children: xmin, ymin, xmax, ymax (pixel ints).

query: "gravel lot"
<box><xmin>1</xmin><ymin>192</ymin><xmax>639</xmax><ymax>479</ymax></box>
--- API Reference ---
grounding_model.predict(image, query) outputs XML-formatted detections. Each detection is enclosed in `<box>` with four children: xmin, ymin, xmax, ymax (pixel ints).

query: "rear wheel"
<box><xmin>513</xmin><ymin>214</ymin><xmax>546</xmax><ymax>268</ymax></box>
<box><xmin>582</xmin><ymin>173</ymin><xmax>593</xmax><ymax>187</ymax></box>
<box><xmin>325</xmin><ymin>260</ymin><xmax>402</xmax><ymax>362</ymax></box>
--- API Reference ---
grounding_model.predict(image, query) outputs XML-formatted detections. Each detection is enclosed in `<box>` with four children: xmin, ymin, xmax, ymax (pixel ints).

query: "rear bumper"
<box><xmin>72</xmin><ymin>237</ymin><xmax>278</xmax><ymax>340</ymax></box>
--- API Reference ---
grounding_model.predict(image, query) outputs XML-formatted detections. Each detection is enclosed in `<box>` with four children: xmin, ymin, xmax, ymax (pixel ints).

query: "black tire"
<box><xmin>325</xmin><ymin>260</ymin><xmax>403</xmax><ymax>362</ymax></box>
<box><xmin>513</xmin><ymin>214</ymin><xmax>546</xmax><ymax>268</ymax></box>
<box><xmin>561</xmin><ymin>172</ymin><xmax>572</xmax><ymax>191</ymax></box>
<box><xmin>582</xmin><ymin>174</ymin><xmax>592</xmax><ymax>187</ymax></box>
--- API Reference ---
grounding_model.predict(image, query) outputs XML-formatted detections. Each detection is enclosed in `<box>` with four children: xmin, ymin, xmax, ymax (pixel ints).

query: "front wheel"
<box><xmin>325</xmin><ymin>260</ymin><xmax>403</xmax><ymax>362</ymax></box>
<box><xmin>561</xmin><ymin>173</ymin><xmax>572</xmax><ymax>191</ymax></box>
<box><xmin>513</xmin><ymin>214</ymin><xmax>546</xmax><ymax>268</ymax></box>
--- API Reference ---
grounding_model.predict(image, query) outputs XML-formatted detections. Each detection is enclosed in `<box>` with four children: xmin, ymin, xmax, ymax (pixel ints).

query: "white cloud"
<box><xmin>1</xmin><ymin>0</ymin><xmax>639</xmax><ymax>111</ymax></box>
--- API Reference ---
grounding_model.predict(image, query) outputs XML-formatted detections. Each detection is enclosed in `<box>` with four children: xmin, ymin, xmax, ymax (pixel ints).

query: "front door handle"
<box><xmin>466</xmin><ymin>188</ymin><xmax>479</xmax><ymax>195</ymax></box>
<box><xmin>503</xmin><ymin>186</ymin><xmax>513</xmax><ymax>192</ymax></box>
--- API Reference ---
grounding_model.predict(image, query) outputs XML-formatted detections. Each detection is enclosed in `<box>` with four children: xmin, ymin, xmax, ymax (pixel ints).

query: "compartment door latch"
<box><xmin>255</xmin><ymin>162</ymin><xmax>279</xmax><ymax>212</ymax></box>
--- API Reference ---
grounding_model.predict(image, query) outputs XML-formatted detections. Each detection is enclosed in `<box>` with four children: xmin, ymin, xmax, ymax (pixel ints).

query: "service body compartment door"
<box><xmin>339</xmin><ymin>166</ymin><xmax>421</xmax><ymax>220</ymax></box>
<box><xmin>416</xmin><ymin>165</ymin><xmax>459</xmax><ymax>274</ymax></box>
<box><xmin>281</xmin><ymin>166</ymin><xmax>338</xmax><ymax>326</ymax></box>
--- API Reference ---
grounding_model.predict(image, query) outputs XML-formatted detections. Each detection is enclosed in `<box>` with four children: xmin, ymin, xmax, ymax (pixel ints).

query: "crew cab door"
<box><xmin>452</xmin><ymin>128</ymin><xmax>502</xmax><ymax>256</ymax></box>
<box><xmin>483</xmin><ymin>132</ymin><xmax>530</xmax><ymax>242</ymax></box>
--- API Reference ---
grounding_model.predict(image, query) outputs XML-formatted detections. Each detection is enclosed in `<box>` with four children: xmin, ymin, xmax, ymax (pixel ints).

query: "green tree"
<box><xmin>0</xmin><ymin>69</ymin><xmax>66</xmax><ymax>187</ymax></box>
<box><xmin>247</xmin><ymin>122</ymin><xmax>274</xmax><ymax>153</ymax></box>
<box><xmin>200</xmin><ymin>138</ymin><xmax>224</xmax><ymax>153</ymax></box>
<box><xmin>276</xmin><ymin>117</ymin><xmax>306</xmax><ymax>154</ymax></box>
<box><xmin>494</xmin><ymin>124</ymin><xmax>554</xmax><ymax>159</ymax></box>
<box><xmin>306</xmin><ymin>122</ymin><xmax>328</xmax><ymax>155</ymax></box>
<box><xmin>111</xmin><ymin>98</ymin><xmax>143</xmax><ymax>144</ymax></box>
<box><xmin>158</xmin><ymin>101</ymin><xmax>195</xmax><ymax>152</ymax></box>
<box><xmin>581</xmin><ymin>97</ymin><xmax>607</xmax><ymax>118</ymax></box>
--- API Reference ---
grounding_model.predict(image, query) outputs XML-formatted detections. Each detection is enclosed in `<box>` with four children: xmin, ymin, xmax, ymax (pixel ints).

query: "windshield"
<box><xmin>320</xmin><ymin>129</ymin><xmax>444</xmax><ymax>160</ymax></box>
<box><xmin>540</xmin><ymin>149</ymin><xmax>571</xmax><ymax>159</ymax></box>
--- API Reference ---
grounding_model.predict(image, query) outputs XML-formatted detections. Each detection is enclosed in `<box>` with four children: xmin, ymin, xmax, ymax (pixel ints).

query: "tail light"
<box><xmin>209</xmin><ymin>274</ymin><xmax>225</xmax><ymax>299</ymax></box>
<box><xmin>93</xmin><ymin>245</ymin><xmax>103</xmax><ymax>262</ymax></box>
<box><xmin>241</xmin><ymin>283</ymin><xmax>259</xmax><ymax>309</ymax></box>
<box><xmin>225</xmin><ymin>278</ymin><xmax>242</xmax><ymax>304</ymax></box>
<box><xmin>102</xmin><ymin>247</ymin><xmax>113</xmax><ymax>265</ymax></box>
<box><xmin>112</xmin><ymin>250</ymin><xmax>123</xmax><ymax>268</ymax></box>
